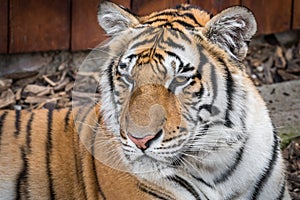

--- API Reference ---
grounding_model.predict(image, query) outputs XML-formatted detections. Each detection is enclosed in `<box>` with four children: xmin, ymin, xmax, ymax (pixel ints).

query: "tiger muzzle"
<box><xmin>121</xmin><ymin>84</ymin><xmax>182</xmax><ymax>150</ymax></box>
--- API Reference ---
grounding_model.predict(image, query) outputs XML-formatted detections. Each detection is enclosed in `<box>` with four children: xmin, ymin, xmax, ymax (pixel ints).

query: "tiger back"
<box><xmin>0</xmin><ymin>1</ymin><xmax>291</xmax><ymax>199</ymax></box>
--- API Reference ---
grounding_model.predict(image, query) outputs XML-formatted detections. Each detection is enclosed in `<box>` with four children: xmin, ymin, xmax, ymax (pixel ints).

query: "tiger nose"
<box><xmin>128</xmin><ymin>130</ymin><xmax>162</xmax><ymax>150</ymax></box>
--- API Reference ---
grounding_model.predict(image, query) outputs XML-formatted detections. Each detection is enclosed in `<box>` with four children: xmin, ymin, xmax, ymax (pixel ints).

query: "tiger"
<box><xmin>0</xmin><ymin>1</ymin><xmax>291</xmax><ymax>199</ymax></box>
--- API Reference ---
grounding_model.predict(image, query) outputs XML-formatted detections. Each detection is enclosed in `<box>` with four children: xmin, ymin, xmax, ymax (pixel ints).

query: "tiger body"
<box><xmin>0</xmin><ymin>107</ymin><xmax>156</xmax><ymax>200</ymax></box>
<box><xmin>0</xmin><ymin>1</ymin><xmax>290</xmax><ymax>199</ymax></box>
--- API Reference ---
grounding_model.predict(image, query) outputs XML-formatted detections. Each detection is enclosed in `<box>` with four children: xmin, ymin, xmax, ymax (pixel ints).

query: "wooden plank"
<box><xmin>131</xmin><ymin>0</ymin><xmax>188</xmax><ymax>16</ymax></box>
<box><xmin>190</xmin><ymin>0</ymin><xmax>240</xmax><ymax>16</ymax></box>
<box><xmin>0</xmin><ymin>0</ymin><xmax>8</xmax><ymax>53</ymax></box>
<box><xmin>293</xmin><ymin>0</ymin><xmax>300</xmax><ymax>29</ymax></box>
<box><xmin>71</xmin><ymin>0</ymin><xmax>103</xmax><ymax>51</ymax></box>
<box><xmin>113</xmin><ymin>0</ymin><xmax>130</xmax><ymax>8</ymax></box>
<box><xmin>242</xmin><ymin>0</ymin><xmax>292</xmax><ymax>34</ymax></box>
<box><xmin>9</xmin><ymin>0</ymin><xmax>70</xmax><ymax>53</ymax></box>
<box><xmin>71</xmin><ymin>0</ymin><xmax>130</xmax><ymax>51</ymax></box>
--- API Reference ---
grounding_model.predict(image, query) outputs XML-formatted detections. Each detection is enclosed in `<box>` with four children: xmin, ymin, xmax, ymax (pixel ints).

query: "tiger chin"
<box><xmin>0</xmin><ymin>1</ymin><xmax>291</xmax><ymax>200</ymax></box>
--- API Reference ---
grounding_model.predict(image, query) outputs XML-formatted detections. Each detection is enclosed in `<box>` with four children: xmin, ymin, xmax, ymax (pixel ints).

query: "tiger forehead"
<box><xmin>126</xmin><ymin>27</ymin><xmax>198</xmax><ymax>66</ymax></box>
<box><xmin>139</xmin><ymin>5</ymin><xmax>211</xmax><ymax>28</ymax></box>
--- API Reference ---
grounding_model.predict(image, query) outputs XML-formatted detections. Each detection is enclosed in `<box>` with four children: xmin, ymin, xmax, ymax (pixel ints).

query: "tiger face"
<box><xmin>116</xmin><ymin>31</ymin><xmax>202</xmax><ymax>173</ymax></box>
<box><xmin>96</xmin><ymin>1</ymin><xmax>257</xmax><ymax>176</ymax></box>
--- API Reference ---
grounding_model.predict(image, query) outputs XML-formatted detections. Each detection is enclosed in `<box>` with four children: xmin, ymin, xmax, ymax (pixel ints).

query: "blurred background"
<box><xmin>0</xmin><ymin>0</ymin><xmax>299</xmax><ymax>53</ymax></box>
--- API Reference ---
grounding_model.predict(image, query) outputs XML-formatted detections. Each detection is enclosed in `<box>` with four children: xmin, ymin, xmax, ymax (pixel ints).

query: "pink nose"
<box><xmin>127</xmin><ymin>134</ymin><xmax>155</xmax><ymax>150</ymax></box>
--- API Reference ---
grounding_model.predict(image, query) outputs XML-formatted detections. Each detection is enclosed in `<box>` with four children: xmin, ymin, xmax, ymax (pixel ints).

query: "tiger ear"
<box><xmin>97</xmin><ymin>1</ymin><xmax>139</xmax><ymax>36</ymax></box>
<box><xmin>203</xmin><ymin>6</ymin><xmax>257</xmax><ymax>60</ymax></box>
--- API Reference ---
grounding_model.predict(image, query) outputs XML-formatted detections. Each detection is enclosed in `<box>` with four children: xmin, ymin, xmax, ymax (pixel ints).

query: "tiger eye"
<box><xmin>175</xmin><ymin>76</ymin><xmax>188</xmax><ymax>83</ymax></box>
<box><xmin>119</xmin><ymin>63</ymin><xmax>127</xmax><ymax>69</ymax></box>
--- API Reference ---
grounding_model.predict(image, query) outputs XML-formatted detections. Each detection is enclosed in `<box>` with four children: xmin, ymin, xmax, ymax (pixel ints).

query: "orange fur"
<box><xmin>0</xmin><ymin>107</ymin><xmax>167</xmax><ymax>199</ymax></box>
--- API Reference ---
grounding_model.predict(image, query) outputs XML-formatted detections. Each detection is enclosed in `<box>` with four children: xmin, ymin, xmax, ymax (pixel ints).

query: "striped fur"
<box><xmin>0</xmin><ymin>1</ymin><xmax>290</xmax><ymax>199</ymax></box>
<box><xmin>0</xmin><ymin>106</ymin><xmax>167</xmax><ymax>200</ymax></box>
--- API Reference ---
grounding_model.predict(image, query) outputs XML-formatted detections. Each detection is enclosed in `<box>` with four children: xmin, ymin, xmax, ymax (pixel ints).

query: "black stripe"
<box><xmin>168</xmin><ymin>175</ymin><xmax>201</xmax><ymax>200</ymax></box>
<box><xmin>151</xmin><ymin>59</ymin><xmax>166</xmax><ymax>77</ymax></box>
<box><xmin>91</xmin><ymin>114</ymin><xmax>106</xmax><ymax>199</ymax></box>
<box><xmin>143</xmin><ymin>18</ymin><xmax>168</xmax><ymax>25</ymax></box>
<box><xmin>175</xmin><ymin>27</ymin><xmax>192</xmax><ymax>43</ymax></box>
<box><xmin>139</xmin><ymin>183</ymin><xmax>175</xmax><ymax>200</ymax></box>
<box><xmin>90</xmin><ymin>159</ymin><xmax>105</xmax><ymax>199</ymax></box>
<box><xmin>223</xmin><ymin>62</ymin><xmax>234</xmax><ymax>128</ymax></box>
<box><xmin>164</xmin><ymin>50</ymin><xmax>181</xmax><ymax>62</ymax></box>
<box><xmin>73</xmin><ymin>128</ymin><xmax>88</xmax><ymax>200</ymax></box>
<box><xmin>250</xmin><ymin>131</ymin><xmax>279</xmax><ymax>200</ymax></box>
<box><xmin>22</xmin><ymin>112</ymin><xmax>34</xmax><ymax>198</ymax></box>
<box><xmin>196</xmin><ymin>45</ymin><xmax>209</xmax><ymax>74</ymax></box>
<box><xmin>240</xmin><ymin>107</ymin><xmax>247</xmax><ymax>130</ymax></box>
<box><xmin>166</xmin><ymin>37</ymin><xmax>185</xmax><ymax>50</ymax></box>
<box><xmin>168</xmin><ymin>28</ymin><xmax>179</xmax><ymax>38</ymax></box>
<box><xmin>170</xmin><ymin>25</ymin><xmax>186</xmax><ymax>35</ymax></box>
<box><xmin>181</xmin><ymin>64</ymin><xmax>195</xmax><ymax>73</ymax></box>
<box><xmin>107</xmin><ymin>59</ymin><xmax>118</xmax><ymax>121</ymax></box>
<box><xmin>173</xmin><ymin>19</ymin><xmax>195</xmax><ymax>29</ymax></box>
<box><xmin>182</xmin><ymin>12</ymin><xmax>204</xmax><ymax>27</ymax></box>
<box><xmin>64</xmin><ymin>107</ymin><xmax>72</xmax><ymax>132</ymax></box>
<box><xmin>26</xmin><ymin>113</ymin><xmax>34</xmax><ymax>154</ymax></box>
<box><xmin>130</xmin><ymin>36</ymin><xmax>157</xmax><ymax>49</ymax></box>
<box><xmin>146</xmin><ymin>20</ymin><xmax>187</xmax><ymax>37</ymax></box>
<box><xmin>276</xmin><ymin>180</ymin><xmax>286</xmax><ymax>200</ymax></box>
<box><xmin>144</xmin><ymin>17</ymin><xmax>195</xmax><ymax>29</ymax></box>
<box><xmin>107</xmin><ymin>60</ymin><xmax>115</xmax><ymax>93</ymax></box>
<box><xmin>153</xmin><ymin>52</ymin><xmax>165</xmax><ymax>63</ymax></box>
<box><xmin>0</xmin><ymin>111</ymin><xmax>8</xmax><ymax>151</ymax></box>
<box><xmin>131</xmin><ymin>27</ymin><xmax>160</xmax><ymax>42</ymax></box>
<box><xmin>147</xmin><ymin>11</ymin><xmax>178</xmax><ymax>19</ymax></box>
<box><xmin>46</xmin><ymin>108</ymin><xmax>56</xmax><ymax>199</ymax></box>
<box><xmin>158</xmin><ymin>37</ymin><xmax>185</xmax><ymax>51</ymax></box>
<box><xmin>213</xmin><ymin>138</ymin><xmax>247</xmax><ymax>184</ymax></box>
<box><xmin>72</xmin><ymin>105</ymin><xmax>94</xmax><ymax>200</ymax></box>
<box><xmin>140</xmin><ymin>187</ymin><xmax>168</xmax><ymax>200</ymax></box>
<box><xmin>16</xmin><ymin>113</ymin><xmax>34</xmax><ymax>199</ymax></box>
<box><xmin>16</xmin><ymin>147</ymin><xmax>28</xmax><ymax>200</ymax></box>
<box><xmin>183</xmin><ymin>112</ymin><xmax>198</xmax><ymax>124</ymax></box>
<box><xmin>191</xmin><ymin>174</ymin><xmax>214</xmax><ymax>189</ymax></box>
<box><xmin>147</xmin><ymin>10</ymin><xmax>203</xmax><ymax>28</ymax></box>
<box><xmin>14</xmin><ymin>109</ymin><xmax>21</xmax><ymax>137</ymax></box>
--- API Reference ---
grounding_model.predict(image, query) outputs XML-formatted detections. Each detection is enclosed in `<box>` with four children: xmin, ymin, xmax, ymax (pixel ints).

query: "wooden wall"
<box><xmin>9</xmin><ymin>0</ymin><xmax>70</xmax><ymax>53</ymax></box>
<box><xmin>0</xmin><ymin>0</ymin><xmax>8</xmax><ymax>53</ymax></box>
<box><xmin>0</xmin><ymin>0</ymin><xmax>299</xmax><ymax>54</ymax></box>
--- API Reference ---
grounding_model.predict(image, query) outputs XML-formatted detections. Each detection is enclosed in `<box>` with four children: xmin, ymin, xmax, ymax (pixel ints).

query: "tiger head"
<box><xmin>96</xmin><ymin>1</ymin><xmax>256</xmax><ymax>175</ymax></box>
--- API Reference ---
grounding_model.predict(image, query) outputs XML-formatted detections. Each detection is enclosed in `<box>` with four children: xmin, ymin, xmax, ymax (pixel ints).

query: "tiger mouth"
<box><xmin>128</xmin><ymin>154</ymin><xmax>172</xmax><ymax>171</ymax></box>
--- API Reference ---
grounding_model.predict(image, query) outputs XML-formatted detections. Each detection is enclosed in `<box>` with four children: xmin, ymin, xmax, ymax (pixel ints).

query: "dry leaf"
<box><xmin>24</xmin><ymin>84</ymin><xmax>50</xmax><ymax>94</ymax></box>
<box><xmin>0</xmin><ymin>78</ymin><xmax>13</xmax><ymax>93</ymax></box>
<box><xmin>0</xmin><ymin>89</ymin><xmax>15</xmax><ymax>109</ymax></box>
<box><xmin>25</xmin><ymin>96</ymin><xmax>51</xmax><ymax>104</ymax></box>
